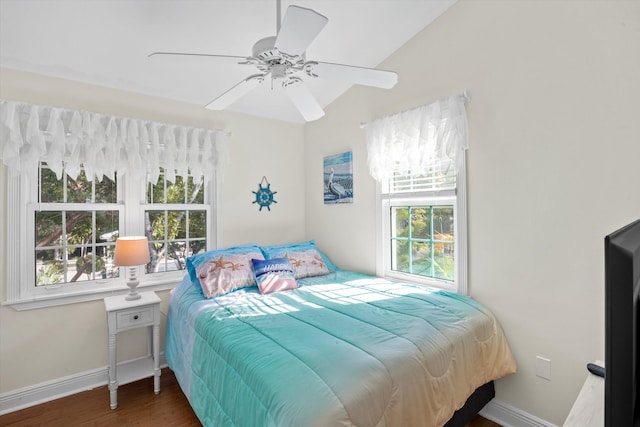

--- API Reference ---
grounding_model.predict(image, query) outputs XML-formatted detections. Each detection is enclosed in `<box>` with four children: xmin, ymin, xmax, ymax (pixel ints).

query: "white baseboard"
<box><xmin>480</xmin><ymin>399</ymin><xmax>558</xmax><ymax>427</ymax></box>
<box><xmin>1</xmin><ymin>365</ymin><xmax>555</xmax><ymax>427</ymax></box>
<box><xmin>0</xmin><ymin>355</ymin><xmax>167</xmax><ymax>416</ymax></box>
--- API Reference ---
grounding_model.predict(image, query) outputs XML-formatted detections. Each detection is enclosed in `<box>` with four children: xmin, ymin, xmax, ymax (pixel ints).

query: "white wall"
<box><xmin>2</xmin><ymin>2</ymin><xmax>640</xmax><ymax>424</ymax></box>
<box><xmin>305</xmin><ymin>1</ymin><xmax>640</xmax><ymax>425</ymax></box>
<box><xmin>0</xmin><ymin>68</ymin><xmax>306</xmax><ymax>393</ymax></box>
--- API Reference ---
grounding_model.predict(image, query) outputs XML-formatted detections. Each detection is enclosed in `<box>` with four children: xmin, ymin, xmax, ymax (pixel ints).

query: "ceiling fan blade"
<box><xmin>148</xmin><ymin>52</ymin><xmax>250</xmax><ymax>64</ymax></box>
<box><xmin>205</xmin><ymin>74</ymin><xmax>265</xmax><ymax>110</ymax></box>
<box><xmin>275</xmin><ymin>6</ymin><xmax>328</xmax><ymax>56</ymax></box>
<box><xmin>285</xmin><ymin>80</ymin><xmax>325</xmax><ymax>122</ymax></box>
<box><xmin>309</xmin><ymin>62</ymin><xmax>398</xmax><ymax>89</ymax></box>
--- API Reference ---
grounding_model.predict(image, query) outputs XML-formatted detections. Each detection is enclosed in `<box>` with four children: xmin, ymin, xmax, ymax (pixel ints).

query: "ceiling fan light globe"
<box><xmin>271</xmin><ymin>64</ymin><xmax>287</xmax><ymax>80</ymax></box>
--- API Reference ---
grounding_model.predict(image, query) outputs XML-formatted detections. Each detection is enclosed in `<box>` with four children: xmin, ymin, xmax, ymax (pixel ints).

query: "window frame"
<box><xmin>144</xmin><ymin>205</ymin><xmax>210</xmax><ymax>273</ymax></box>
<box><xmin>375</xmin><ymin>153</ymin><xmax>468</xmax><ymax>294</ymax></box>
<box><xmin>144</xmin><ymin>171</ymin><xmax>210</xmax><ymax>274</ymax></box>
<box><xmin>28</xmin><ymin>202</ymin><xmax>124</xmax><ymax>289</ymax></box>
<box><xmin>4</xmin><ymin>167</ymin><xmax>220</xmax><ymax>310</ymax></box>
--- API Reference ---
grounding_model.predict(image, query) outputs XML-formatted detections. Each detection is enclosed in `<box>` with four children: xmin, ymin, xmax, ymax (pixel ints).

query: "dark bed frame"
<box><xmin>444</xmin><ymin>381</ymin><xmax>495</xmax><ymax>427</ymax></box>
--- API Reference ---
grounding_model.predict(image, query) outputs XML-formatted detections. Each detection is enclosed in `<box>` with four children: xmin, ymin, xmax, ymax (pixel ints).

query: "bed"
<box><xmin>165</xmin><ymin>242</ymin><xmax>516</xmax><ymax>427</ymax></box>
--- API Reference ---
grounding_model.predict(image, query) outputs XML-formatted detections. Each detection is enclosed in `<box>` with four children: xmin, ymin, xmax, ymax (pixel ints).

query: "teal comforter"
<box><xmin>165</xmin><ymin>271</ymin><xmax>515</xmax><ymax>427</ymax></box>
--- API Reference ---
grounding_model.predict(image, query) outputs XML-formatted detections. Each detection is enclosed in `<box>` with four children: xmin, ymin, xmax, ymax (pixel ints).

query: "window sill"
<box><xmin>383</xmin><ymin>271</ymin><xmax>458</xmax><ymax>293</ymax></box>
<box><xmin>3</xmin><ymin>272</ymin><xmax>186</xmax><ymax>311</ymax></box>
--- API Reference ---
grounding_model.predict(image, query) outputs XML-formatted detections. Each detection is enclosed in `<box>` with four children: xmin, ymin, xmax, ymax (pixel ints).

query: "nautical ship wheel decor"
<box><xmin>252</xmin><ymin>176</ymin><xmax>277</xmax><ymax>211</ymax></box>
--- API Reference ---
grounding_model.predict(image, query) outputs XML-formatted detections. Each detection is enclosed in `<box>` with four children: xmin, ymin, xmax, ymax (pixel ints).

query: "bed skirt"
<box><xmin>444</xmin><ymin>381</ymin><xmax>495</xmax><ymax>427</ymax></box>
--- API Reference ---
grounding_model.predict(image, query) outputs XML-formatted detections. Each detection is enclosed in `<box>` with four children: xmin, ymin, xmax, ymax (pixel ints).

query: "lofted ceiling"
<box><xmin>0</xmin><ymin>0</ymin><xmax>455</xmax><ymax>123</ymax></box>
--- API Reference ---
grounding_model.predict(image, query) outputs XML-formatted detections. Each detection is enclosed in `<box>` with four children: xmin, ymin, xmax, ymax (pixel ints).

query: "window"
<box><xmin>0</xmin><ymin>100</ymin><xmax>227</xmax><ymax>309</ymax></box>
<box><xmin>6</xmin><ymin>163</ymin><xmax>218</xmax><ymax>310</ymax></box>
<box><xmin>378</xmin><ymin>160</ymin><xmax>467</xmax><ymax>293</ymax></box>
<box><xmin>145</xmin><ymin>171</ymin><xmax>208</xmax><ymax>273</ymax></box>
<box><xmin>366</xmin><ymin>94</ymin><xmax>469</xmax><ymax>293</ymax></box>
<box><xmin>33</xmin><ymin>165</ymin><xmax>121</xmax><ymax>286</ymax></box>
<box><xmin>390</xmin><ymin>205</ymin><xmax>454</xmax><ymax>281</ymax></box>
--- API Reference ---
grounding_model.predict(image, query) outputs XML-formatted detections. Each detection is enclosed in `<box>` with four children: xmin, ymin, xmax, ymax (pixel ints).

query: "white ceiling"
<box><xmin>0</xmin><ymin>0</ymin><xmax>455</xmax><ymax>123</ymax></box>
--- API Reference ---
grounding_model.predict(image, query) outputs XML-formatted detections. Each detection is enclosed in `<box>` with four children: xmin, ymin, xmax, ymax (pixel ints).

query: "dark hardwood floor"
<box><xmin>0</xmin><ymin>369</ymin><xmax>501</xmax><ymax>426</ymax></box>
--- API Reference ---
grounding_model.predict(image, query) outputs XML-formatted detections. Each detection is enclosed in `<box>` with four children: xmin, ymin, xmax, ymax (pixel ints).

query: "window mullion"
<box><xmin>429</xmin><ymin>206</ymin><xmax>435</xmax><ymax>278</ymax></box>
<box><xmin>186</xmin><ymin>210</ymin><xmax>190</xmax><ymax>251</ymax></box>
<box><xmin>208</xmin><ymin>173</ymin><xmax>220</xmax><ymax>249</ymax></box>
<box><xmin>122</xmin><ymin>174</ymin><xmax>145</xmax><ymax>237</ymax></box>
<box><xmin>63</xmin><ymin>173</ymin><xmax>67</xmax><ymax>203</ymax></box>
<box><xmin>455</xmin><ymin>154</ymin><xmax>468</xmax><ymax>295</ymax></box>
<box><xmin>408</xmin><ymin>206</ymin><xmax>413</xmax><ymax>274</ymax></box>
<box><xmin>9</xmin><ymin>174</ymin><xmax>29</xmax><ymax>300</ymax></box>
<box><xmin>91</xmin><ymin>211</ymin><xmax>97</xmax><ymax>281</ymax></box>
<box><xmin>90</xmin><ymin>176</ymin><xmax>99</xmax><ymax>283</ymax></box>
<box><xmin>62</xmin><ymin>209</ymin><xmax>68</xmax><ymax>283</ymax></box>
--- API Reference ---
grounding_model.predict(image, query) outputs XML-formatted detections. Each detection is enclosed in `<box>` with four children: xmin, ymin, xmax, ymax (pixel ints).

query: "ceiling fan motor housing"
<box><xmin>252</xmin><ymin>36</ymin><xmax>279</xmax><ymax>60</ymax></box>
<box><xmin>253</xmin><ymin>36</ymin><xmax>305</xmax><ymax>67</ymax></box>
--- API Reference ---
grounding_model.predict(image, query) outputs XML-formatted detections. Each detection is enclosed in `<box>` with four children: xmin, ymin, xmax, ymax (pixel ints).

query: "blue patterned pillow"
<box><xmin>251</xmin><ymin>257</ymin><xmax>298</xmax><ymax>294</ymax></box>
<box><xmin>186</xmin><ymin>244</ymin><xmax>264</xmax><ymax>298</ymax></box>
<box><xmin>260</xmin><ymin>240</ymin><xmax>337</xmax><ymax>278</ymax></box>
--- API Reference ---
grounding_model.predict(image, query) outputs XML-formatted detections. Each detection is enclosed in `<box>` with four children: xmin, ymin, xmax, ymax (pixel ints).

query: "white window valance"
<box><xmin>363</xmin><ymin>93</ymin><xmax>469</xmax><ymax>183</ymax></box>
<box><xmin>0</xmin><ymin>99</ymin><xmax>228</xmax><ymax>184</ymax></box>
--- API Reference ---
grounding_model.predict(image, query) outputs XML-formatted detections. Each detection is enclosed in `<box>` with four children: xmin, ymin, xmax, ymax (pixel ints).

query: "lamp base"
<box><xmin>125</xmin><ymin>291</ymin><xmax>141</xmax><ymax>301</ymax></box>
<box><xmin>125</xmin><ymin>270</ymin><xmax>141</xmax><ymax>300</ymax></box>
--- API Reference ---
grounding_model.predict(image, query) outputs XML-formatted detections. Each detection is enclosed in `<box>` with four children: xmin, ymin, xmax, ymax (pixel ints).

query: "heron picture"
<box><xmin>323</xmin><ymin>151</ymin><xmax>353</xmax><ymax>204</ymax></box>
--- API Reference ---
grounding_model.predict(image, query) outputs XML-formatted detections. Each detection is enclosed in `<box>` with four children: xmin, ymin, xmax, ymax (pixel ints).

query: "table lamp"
<box><xmin>114</xmin><ymin>236</ymin><xmax>150</xmax><ymax>300</ymax></box>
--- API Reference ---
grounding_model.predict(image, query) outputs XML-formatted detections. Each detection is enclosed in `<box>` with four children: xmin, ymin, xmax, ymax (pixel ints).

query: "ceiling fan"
<box><xmin>149</xmin><ymin>0</ymin><xmax>398</xmax><ymax>122</ymax></box>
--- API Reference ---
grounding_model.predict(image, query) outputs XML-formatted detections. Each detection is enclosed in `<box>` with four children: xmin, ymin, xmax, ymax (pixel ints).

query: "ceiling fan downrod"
<box><xmin>276</xmin><ymin>0</ymin><xmax>282</xmax><ymax>33</ymax></box>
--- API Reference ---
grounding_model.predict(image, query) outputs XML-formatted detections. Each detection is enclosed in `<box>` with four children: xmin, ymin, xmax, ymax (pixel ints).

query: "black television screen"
<box><xmin>605</xmin><ymin>219</ymin><xmax>640</xmax><ymax>427</ymax></box>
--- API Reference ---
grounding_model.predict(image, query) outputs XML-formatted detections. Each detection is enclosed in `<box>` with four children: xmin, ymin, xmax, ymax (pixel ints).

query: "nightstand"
<box><xmin>104</xmin><ymin>291</ymin><xmax>161</xmax><ymax>409</ymax></box>
<box><xmin>563</xmin><ymin>365</ymin><xmax>604</xmax><ymax>426</ymax></box>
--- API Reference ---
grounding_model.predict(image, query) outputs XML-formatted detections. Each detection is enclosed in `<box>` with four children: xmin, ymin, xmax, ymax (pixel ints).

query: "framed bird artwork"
<box><xmin>323</xmin><ymin>151</ymin><xmax>353</xmax><ymax>204</ymax></box>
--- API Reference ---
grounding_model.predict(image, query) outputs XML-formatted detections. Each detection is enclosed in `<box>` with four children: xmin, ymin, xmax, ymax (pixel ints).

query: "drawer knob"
<box><xmin>133</xmin><ymin>315</ymin><xmax>139</xmax><ymax>320</ymax></box>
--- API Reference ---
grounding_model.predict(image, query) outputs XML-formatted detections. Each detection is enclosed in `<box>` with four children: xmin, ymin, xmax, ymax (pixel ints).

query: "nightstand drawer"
<box><xmin>116</xmin><ymin>307</ymin><xmax>154</xmax><ymax>330</ymax></box>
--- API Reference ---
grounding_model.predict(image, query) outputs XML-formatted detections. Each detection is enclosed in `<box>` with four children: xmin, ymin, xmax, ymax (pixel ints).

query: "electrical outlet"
<box><xmin>536</xmin><ymin>356</ymin><xmax>551</xmax><ymax>380</ymax></box>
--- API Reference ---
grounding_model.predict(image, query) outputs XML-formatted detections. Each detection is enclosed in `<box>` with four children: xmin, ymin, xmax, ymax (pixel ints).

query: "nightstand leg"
<box><xmin>153</xmin><ymin>323</ymin><xmax>160</xmax><ymax>394</ymax></box>
<box><xmin>108</xmin><ymin>332</ymin><xmax>118</xmax><ymax>409</ymax></box>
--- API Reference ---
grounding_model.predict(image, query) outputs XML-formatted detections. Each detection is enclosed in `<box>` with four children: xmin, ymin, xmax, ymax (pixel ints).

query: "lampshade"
<box><xmin>113</xmin><ymin>236</ymin><xmax>150</xmax><ymax>267</ymax></box>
